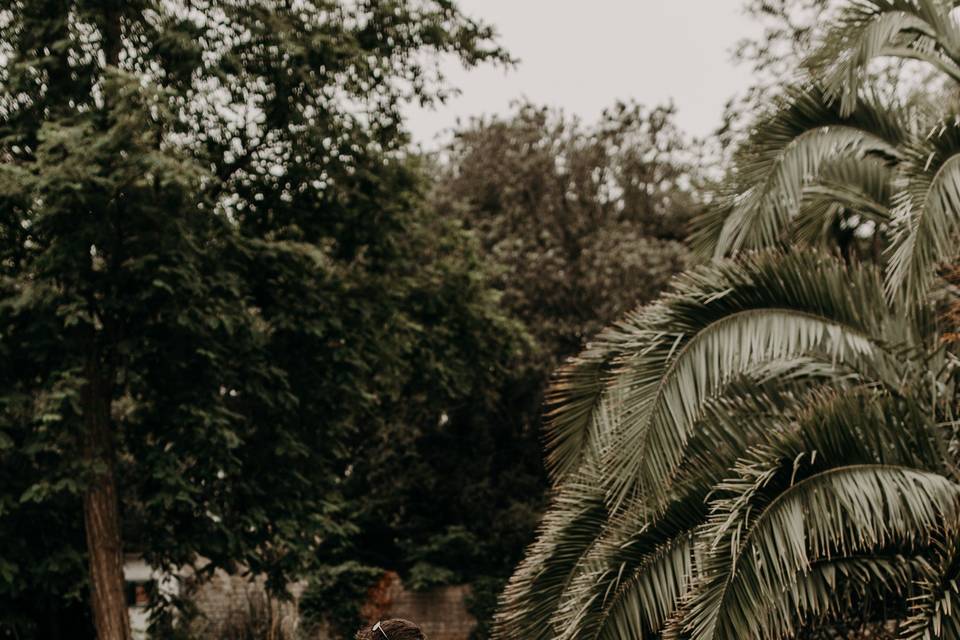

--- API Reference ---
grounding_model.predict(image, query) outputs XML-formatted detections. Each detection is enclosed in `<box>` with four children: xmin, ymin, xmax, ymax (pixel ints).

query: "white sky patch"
<box><xmin>404</xmin><ymin>0</ymin><xmax>764</xmax><ymax>147</ymax></box>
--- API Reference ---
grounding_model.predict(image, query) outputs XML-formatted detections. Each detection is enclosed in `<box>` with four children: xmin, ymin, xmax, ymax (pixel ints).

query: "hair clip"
<box><xmin>373</xmin><ymin>621</ymin><xmax>390</xmax><ymax>640</ymax></box>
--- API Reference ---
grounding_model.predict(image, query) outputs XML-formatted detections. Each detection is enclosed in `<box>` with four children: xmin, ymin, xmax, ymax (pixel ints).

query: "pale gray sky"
<box><xmin>405</xmin><ymin>0</ymin><xmax>763</xmax><ymax>146</ymax></box>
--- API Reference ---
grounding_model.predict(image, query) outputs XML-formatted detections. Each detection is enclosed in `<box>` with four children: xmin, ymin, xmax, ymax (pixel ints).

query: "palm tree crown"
<box><xmin>495</xmin><ymin>2</ymin><xmax>960</xmax><ymax>638</ymax></box>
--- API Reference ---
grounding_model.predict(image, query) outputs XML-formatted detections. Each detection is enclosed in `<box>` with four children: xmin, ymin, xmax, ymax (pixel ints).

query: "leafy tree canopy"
<box><xmin>326</xmin><ymin>101</ymin><xmax>703</xmax><ymax>638</ymax></box>
<box><xmin>0</xmin><ymin>1</ymin><xmax>519</xmax><ymax>637</ymax></box>
<box><xmin>432</xmin><ymin>101</ymin><xmax>702</xmax><ymax>371</ymax></box>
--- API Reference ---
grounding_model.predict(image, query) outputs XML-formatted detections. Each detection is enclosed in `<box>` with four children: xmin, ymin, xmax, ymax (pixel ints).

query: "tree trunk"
<box><xmin>82</xmin><ymin>354</ymin><xmax>131</xmax><ymax>640</ymax></box>
<box><xmin>83</xmin><ymin>7</ymin><xmax>131</xmax><ymax>639</ymax></box>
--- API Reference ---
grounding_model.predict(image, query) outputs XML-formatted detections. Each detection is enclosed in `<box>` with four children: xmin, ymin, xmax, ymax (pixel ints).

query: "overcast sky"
<box><xmin>405</xmin><ymin>0</ymin><xmax>763</xmax><ymax>147</ymax></box>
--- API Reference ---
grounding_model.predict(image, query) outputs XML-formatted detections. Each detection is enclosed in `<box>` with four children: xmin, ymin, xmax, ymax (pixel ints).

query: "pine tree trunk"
<box><xmin>82</xmin><ymin>353</ymin><xmax>131</xmax><ymax>640</ymax></box>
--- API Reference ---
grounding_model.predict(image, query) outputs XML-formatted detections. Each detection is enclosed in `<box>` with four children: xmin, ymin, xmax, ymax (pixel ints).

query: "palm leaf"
<box><xmin>544</xmin><ymin>310</ymin><xmax>654</xmax><ymax>485</ymax></box>
<box><xmin>594</xmin><ymin>534</ymin><xmax>696</xmax><ymax>640</ymax></box>
<box><xmin>793</xmin><ymin>157</ymin><xmax>894</xmax><ymax>248</ymax></box>
<box><xmin>747</xmin><ymin>554</ymin><xmax>928</xmax><ymax>639</ymax></box>
<box><xmin>901</xmin><ymin>530</ymin><xmax>960</xmax><ymax>640</ymax></box>
<box><xmin>807</xmin><ymin>0</ymin><xmax>960</xmax><ymax>114</ymax></box>
<box><xmin>601</xmin><ymin>251</ymin><xmax>908</xmax><ymax>513</ymax></box>
<box><xmin>545</xmin><ymin>367</ymin><xmax>869</xmax><ymax>640</ymax></box>
<box><xmin>548</xmin><ymin>362</ymin><xmax>883</xmax><ymax>640</ymax></box>
<box><xmin>697</xmin><ymin>86</ymin><xmax>906</xmax><ymax>257</ymax></box>
<box><xmin>670</xmin><ymin>390</ymin><xmax>957</xmax><ymax>640</ymax></box>
<box><xmin>552</xmin><ymin>498</ymin><xmax>704</xmax><ymax>640</ymax></box>
<box><xmin>688</xmin><ymin>200</ymin><xmax>735</xmax><ymax>261</ymax></box>
<box><xmin>675</xmin><ymin>464</ymin><xmax>958</xmax><ymax>640</ymax></box>
<box><xmin>492</xmin><ymin>468</ymin><xmax>609</xmax><ymax>640</ymax></box>
<box><xmin>886</xmin><ymin>116</ymin><xmax>960</xmax><ymax>298</ymax></box>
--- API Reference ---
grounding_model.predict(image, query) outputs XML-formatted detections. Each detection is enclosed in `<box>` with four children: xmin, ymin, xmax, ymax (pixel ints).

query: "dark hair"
<box><xmin>355</xmin><ymin>618</ymin><xmax>426</xmax><ymax>640</ymax></box>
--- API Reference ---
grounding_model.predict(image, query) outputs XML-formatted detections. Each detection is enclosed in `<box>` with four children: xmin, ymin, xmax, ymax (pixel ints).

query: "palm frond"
<box><xmin>675</xmin><ymin>463</ymin><xmax>958</xmax><ymax>640</ymax></box>
<box><xmin>793</xmin><ymin>157</ymin><xmax>894</xmax><ymax>248</ymax></box>
<box><xmin>886</xmin><ymin>116</ymin><xmax>960</xmax><ymax>299</ymax></box>
<box><xmin>601</xmin><ymin>251</ymin><xmax>908</xmax><ymax>513</ymax></box>
<box><xmin>543</xmin><ymin>310</ymin><xmax>652</xmax><ymax>485</ymax></box>
<box><xmin>492</xmin><ymin>469</ymin><xmax>609</xmax><ymax>640</ymax></box>
<box><xmin>551</xmin><ymin>496</ymin><xmax>704</xmax><ymax>640</ymax></box>
<box><xmin>901</xmin><ymin>530</ymin><xmax>960</xmax><ymax>640</ymax></box>
<box><xmin>664</xmin><ymin>358</ymin><xmax>872</xmax><ymax>512</ymax></box>
<box><xmin>688</xmin><ymin>200</ymin><xmax>735</xmax><ymax>261</ymax></box>
<box><xmin>545</xmin><ymin>365</ymin><xmax>871</xmax><ymax>640</ymax></box>
<box><xmin>669</xmin><ymin>389</ymin><xmax>957</xmax><ymax>640</ymax></box>
<box><xmin>594</xmin><ymin>534</ymin><xmax>696</xmax><ymax>640</ymax></box>
<box><xmin>702</xmin><ymin>86</ymin><xmax>907</xmax><ymax>257</ymax></box>
<box><xmin>727</xmin><ymin>554</ymin><xmax>929</xmax><ymax>639</ymax></box>
<box><xmin>807</xmin><ymin>0</ymin><xmax>960</xmax><ymax>114</ymax></box>
<box><xmin>785</xmin><ymin>555</ymin><xmax>930</xmax><ymax>637</ymax></box>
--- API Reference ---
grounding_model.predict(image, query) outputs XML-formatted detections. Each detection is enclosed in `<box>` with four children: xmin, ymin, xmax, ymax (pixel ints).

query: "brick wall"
<box><xmin>183</xmin><ymin>569</ymin><xmax>302</xmax><ymax>638</ymax></box>
<box><xmin>359</xmin><ymin>572</ymin><xmax>476</xmax><ymax>640</ymax></box>
<box><xmin>182</xmin><ymin>566</ymin><xmax>476</xmax><ymax>640</ymax></box>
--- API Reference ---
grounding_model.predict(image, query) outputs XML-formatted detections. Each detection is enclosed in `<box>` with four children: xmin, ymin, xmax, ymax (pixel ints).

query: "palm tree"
<box><xmin>493</xmin><ymin>2</ymin><xmax>960</xmax><ymax>638</ymax></box>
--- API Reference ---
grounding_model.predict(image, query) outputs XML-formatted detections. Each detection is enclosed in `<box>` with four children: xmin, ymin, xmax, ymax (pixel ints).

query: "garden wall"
<box><xmin>134</xmin><ymin>559</ymin><xmax>476</xmax><ymax>640</ymax></box>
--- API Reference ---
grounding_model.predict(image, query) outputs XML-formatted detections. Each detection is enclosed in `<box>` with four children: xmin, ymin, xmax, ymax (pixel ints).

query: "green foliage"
<box><xmin>496</xmin><ymin>2</ymin><xmax>960</xmax><ymax>638</ymax></box>
<box><xmin>496</xmin><ymin>249</ymin><xmax>959</xmax><ymax>640</ymax></box>
<box><xmin>466</xmin><ymin>576</ymin><xmax>509</xmax><ymax>640</ymax></box>
<box><xmin>432</xmin><ymin>102</ymin><xmax>700</xmax><ymax>372</ymax></box>
<box><xmin>694</xmin><ymin>84</ymin><xmax>908</xmax><ymax>258</ymax></box>
<box><xmin>703</xmin><ymin>2</ymin><xmax>960</xmax><ymax>275</ymax></box>
<box><xmin>719</xmin><ymin>0</ymin><xmax>835</xmax><ymax>152</ymax></box>
<box><xmin>299</xmin><ymin>562</ymin><xmax>385</xmax><ymax>640</ymax></box>
<box><xmin>318</xmin><ymin>101</ymin><xmax>701</xmax><ymax>638</ymax></box>
<box><xmin>0</xmin><ymin>0</ymin><xmax>518</xmax><ymax>634</ymax></box>
<box><xmin>0</xmin><ymin>12</ymin><xmax>701</xmax><ymax>639</ymax></box>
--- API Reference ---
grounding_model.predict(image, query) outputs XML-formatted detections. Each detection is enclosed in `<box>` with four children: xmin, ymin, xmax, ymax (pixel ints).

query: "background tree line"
<box><xmin>326</xmin><ymin>101</ymin><xmax>702</xmax><ymax>638</ymax></box>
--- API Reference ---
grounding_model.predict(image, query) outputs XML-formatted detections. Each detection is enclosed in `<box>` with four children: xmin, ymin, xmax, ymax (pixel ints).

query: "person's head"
<box><xmin>355</xmin><ymin>618</ymin><xmax>426</xmax><ymax>640</ymax></box>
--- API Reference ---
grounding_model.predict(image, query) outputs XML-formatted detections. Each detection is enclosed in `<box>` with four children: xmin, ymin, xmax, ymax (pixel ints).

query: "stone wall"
<box><xmin>181</xmin><ymin>566</ymin><xmax>476</xmax><ymax>640</ymax></box>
